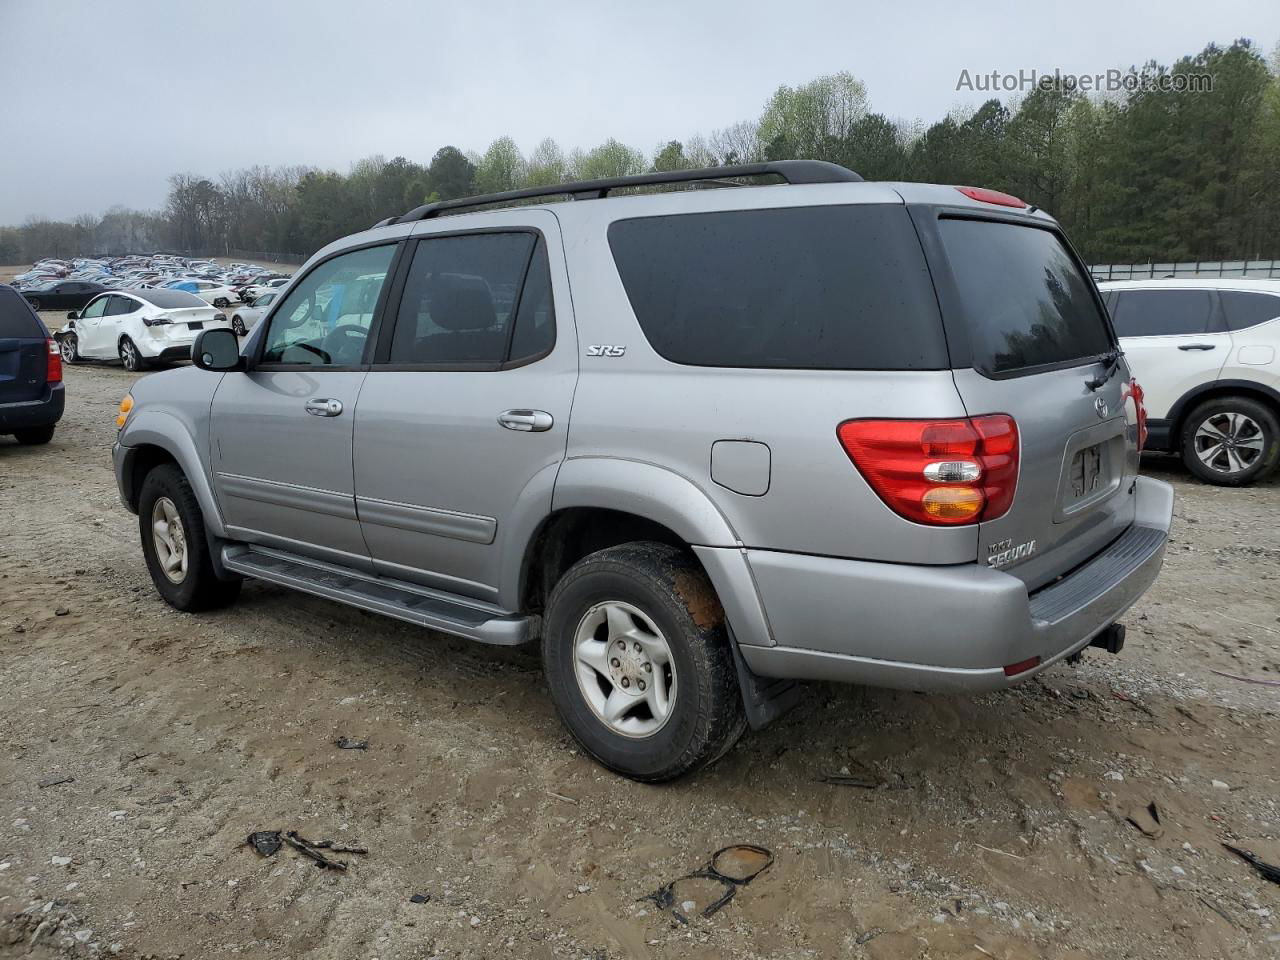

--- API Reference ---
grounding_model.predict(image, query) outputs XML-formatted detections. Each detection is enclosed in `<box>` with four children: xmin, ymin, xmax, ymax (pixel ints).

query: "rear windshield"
<box><xmin>939</xmin><ymin>219</ymin><xmax>1112</xmax><ymax>376</ymax></box>
<box><xmin>608</xmin><ymin>205</ymin><xmax>947</xmax><ymax>370</ymax></box>
<box><xmin>0</xmin><ymin>287</ymin><xmax>45</xmax><ymax>338</ymax></box>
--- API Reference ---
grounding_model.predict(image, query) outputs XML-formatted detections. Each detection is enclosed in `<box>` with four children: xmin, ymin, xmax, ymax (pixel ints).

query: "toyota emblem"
<box><xmin>1094</xmin><ymin>396</ymin><xmax>1109</xmax><ymax>418</ymax></box>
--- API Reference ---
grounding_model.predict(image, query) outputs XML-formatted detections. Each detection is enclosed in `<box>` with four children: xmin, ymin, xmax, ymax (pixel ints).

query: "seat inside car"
<box><xmin>403</xmin><ymin>272</ymin><xmax>506</xmax><ymax>364</ymax></box>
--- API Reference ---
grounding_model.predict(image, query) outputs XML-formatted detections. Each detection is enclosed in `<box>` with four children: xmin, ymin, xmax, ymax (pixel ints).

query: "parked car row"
<box><xmin>12</xmin><ymin>255</ymin><xmax>291</xmax><ymax>311</ymax></box>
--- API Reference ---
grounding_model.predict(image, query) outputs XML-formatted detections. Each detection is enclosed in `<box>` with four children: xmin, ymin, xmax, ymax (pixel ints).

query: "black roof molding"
<box><xmin>379</xmin><ymin>160</ymin><xmax>862</xmax><ymax>226</ymax></box>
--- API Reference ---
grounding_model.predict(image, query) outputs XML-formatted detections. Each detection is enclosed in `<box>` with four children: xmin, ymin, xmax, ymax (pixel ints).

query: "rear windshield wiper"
<box><xmin>1086</xmin><ymin>349</ymin><xmax>1124</xmax><ymax>392</ymax></box>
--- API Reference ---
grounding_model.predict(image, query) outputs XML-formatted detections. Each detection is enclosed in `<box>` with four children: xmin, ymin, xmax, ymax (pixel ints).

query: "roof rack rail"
<box><xmin>382</xmin><ymin>160</ymin><xmax>862</xmax><ymax>226</ymax></box>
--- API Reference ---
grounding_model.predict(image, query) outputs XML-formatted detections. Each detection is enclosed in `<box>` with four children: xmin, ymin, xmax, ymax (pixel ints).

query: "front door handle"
<box><xmin>305</xmin><ymin>398</ymin><xmax>343</xmax><ymax>417</ymax></box>
<box><xmin>1178</xmin><ymin>343</ymin><xmax>1216</xmax><ymax>351</ymax></box>
<box><xmin>498</xmin><ymin>409</ymin><xmax>553</xmax><ymax>432</ymax></box>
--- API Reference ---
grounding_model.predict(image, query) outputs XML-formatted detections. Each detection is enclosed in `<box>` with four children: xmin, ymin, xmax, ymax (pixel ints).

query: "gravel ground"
<box><xmin>1</xmin><ymin>355</ymin><xmax>1278</xmax><ymax>960</ymax></box>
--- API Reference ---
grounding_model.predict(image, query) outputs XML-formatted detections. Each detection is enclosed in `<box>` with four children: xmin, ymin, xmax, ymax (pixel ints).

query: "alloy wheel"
<box><xmin>1193</xmin><ymin>411</ymin><xmax>1264</xmax><ymax>475</ymax></box>
<box><xmin>151</xmin><ymin>496</ymin><xmax>189</xmax><ymax>584</ymax></box>
<box><xmin>60</xmin><ymin>336</ymin><xmax>76</xmax><ymax>363</ymax></box>
<box><xmin>573</xmin><ymin>600</ymin><xmax>677</xmax><ymax>739</ymax></box>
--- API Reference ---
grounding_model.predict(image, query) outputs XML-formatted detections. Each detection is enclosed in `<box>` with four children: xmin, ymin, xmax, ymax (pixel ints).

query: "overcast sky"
<box><xmin>1</xmin><ymin>0</ymin><xmax>1276</xmax><ymax>224</ymax></box>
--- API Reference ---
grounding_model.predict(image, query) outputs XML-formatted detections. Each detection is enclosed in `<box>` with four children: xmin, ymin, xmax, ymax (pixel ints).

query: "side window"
<box><xmin>106</xmin><ymin>296</ymin><xmax>137</xmax><ymax>316</ymax></box>
<box><xmin>386</xmin><ymin>232</ymin><xmax>553</xmax><ymax>366</ymax></box>
<box><xmin>1220</xmin><ymin>291</ymin><xmax>1280</xmax><ymax>331</ymax></box>
<box><xmin>80</xmin><ymin>296</ymin><xmax>109</xmax><ymax>319</ymax></box>
<box><xmin>1110</xmin><ymin>290</ymin><xmax>1211</xmax><ymax>338</ymax></box>
<box><xmin>260</xmin><ymin>244</ymin><xmax>396</xmax><ymax>366</ymax></box>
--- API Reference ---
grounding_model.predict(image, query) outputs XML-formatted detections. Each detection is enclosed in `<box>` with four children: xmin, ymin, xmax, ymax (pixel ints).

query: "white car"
<box><xmin>1099</xmin><ymin>278</ymin><xmax>1280</xmax><ymax>486</ymax></box>
<box><xmin>57</xmin><ymin>289</ymin><xmax>229</xmax><ymax>372</ymax></box>
<box><xmin>228</xmin><ymin>291</ymin><xmax>280</xmax><ymax>336</ymax></box>
<box><xmin>241</xmin><ymin>276</ymin><xmax>290</xmax><ymax>301</ymax></box>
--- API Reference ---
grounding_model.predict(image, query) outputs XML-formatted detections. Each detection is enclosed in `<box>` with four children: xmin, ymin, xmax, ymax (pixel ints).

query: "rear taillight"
<box><xmin>1126</xmin><ymin>379</ymin><xmax>1148</xmax><ymax>452</ymax></box>
<box><xmin>837</xmin><ymin>415</ymin><xmax>1019</xmax><ymax>526</ymax></box>
<box><xmin>955</xmin><ymin>185</ymin><xmax>1026</xmax><ymax>208</ymax></box>
<box><xmin>46</xmin><ymin>339</ymin><xmax>62</xmax><ymax>384</ymax></box>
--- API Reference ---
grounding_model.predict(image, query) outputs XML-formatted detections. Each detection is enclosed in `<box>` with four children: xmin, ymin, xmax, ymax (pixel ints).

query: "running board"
<box><xmin>221</xmin><ymin>545</ymin><xmax>533</xmax><ymax>646</ymax></box>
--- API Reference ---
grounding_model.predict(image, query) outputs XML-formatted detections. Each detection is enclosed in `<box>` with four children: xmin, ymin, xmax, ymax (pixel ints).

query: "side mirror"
<box><xmin>192</xmin><ymin>328</ymin><xmax>245</xmax><ymax>372</ymax></box>
<box><xmin>67</xmin><ymin>311</ymin><xmax>78</xmax><ymax>320</ymax></box>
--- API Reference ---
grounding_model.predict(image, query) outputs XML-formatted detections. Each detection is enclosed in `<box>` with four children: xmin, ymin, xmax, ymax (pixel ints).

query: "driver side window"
<box><xmin>260</xmin><ymin>244</ymin><xmax>396</xmax><ymax>366</ymax></box>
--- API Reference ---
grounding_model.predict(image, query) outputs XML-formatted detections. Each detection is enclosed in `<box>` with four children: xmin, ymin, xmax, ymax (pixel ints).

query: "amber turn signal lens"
<box><xmin>115</xmin><ymin>393</ymin><xmax>133</xmax><ymax>429</ymax></box>
<box><xmin>920</xmin><ymin>485</ymin><xmax>984</xmax><ymax>520</ymax></box>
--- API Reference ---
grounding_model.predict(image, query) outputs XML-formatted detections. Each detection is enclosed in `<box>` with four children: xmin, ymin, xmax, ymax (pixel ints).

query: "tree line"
<box><xmin>3</xmin><ymin>38</ymin><xmax>1277</xmax><ymax>267</ymax></box>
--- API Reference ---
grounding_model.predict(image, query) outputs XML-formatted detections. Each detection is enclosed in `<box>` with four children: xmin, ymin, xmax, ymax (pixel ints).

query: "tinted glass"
<box><xmin>939</xmin><ymin>219</ymin><xmax>1112</xmax><ymax>374</ymax></box>
<box><xmin>261</xmin><ymin>244</ymin><xmax>395</xmax><ymax>366</ymax></box>
<box><xmin>388</xmin><ymin>232</ymin><xmax>537</xmax><ymax>365</ymax></box>
<box><xmin>1220</xmin><ymin>291</ymin><xmax>1280</xmax><ymax>331</ymax></box>
<box><xmin>1110</xmin><ymin>290</ymin><xmax>1212</xmax><ymax>337</ymax></box>
<box><xmin>509</xmin><ymin>239</ymin><xmax>555</xmax><ymax>362</ymax></box>
<box><xmin>609</xmin><ymin>206</ymin><xmax>945</xmax><ymax>369</ymax></box>
<box><xmin>0</xmin><ymin>287</ymin><xmax>43</xmax><ymax>337</ymax></box>
<box><xmin>137</xmin><ymin>289</ymin><xmax>206</xmax><ymax>308</ymax></box>
<box><xmin>106</xmin><ymin>296</ymin><xmax>137</xmax><ymax>316</ymax></box>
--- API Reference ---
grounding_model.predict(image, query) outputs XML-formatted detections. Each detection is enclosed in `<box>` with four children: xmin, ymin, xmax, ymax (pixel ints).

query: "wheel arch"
<box><xmin>1166</xmin><ymin>379</ymin><xmax>1280</xmax><ymax>451</ymax></box>
<box><xmin>117</xmin><ymin>411</ymin><xmax>226</xmax><ymax>537</ymax></box>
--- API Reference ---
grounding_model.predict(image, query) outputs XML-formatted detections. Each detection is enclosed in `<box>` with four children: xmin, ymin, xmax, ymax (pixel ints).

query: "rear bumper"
<box><xmin>143</xmin><ymin>344</ymin><xmax>194</xmax><ymax>363</ymax></box>
<box><xmin>738</xmin><ymin>476</ymin><xmax>1174</xmax><ymax>693</ymax></box>
<box><xmin>0</xmin><ymin>382</ymin><xmax>64</xmax><ymax>432</ymax></box>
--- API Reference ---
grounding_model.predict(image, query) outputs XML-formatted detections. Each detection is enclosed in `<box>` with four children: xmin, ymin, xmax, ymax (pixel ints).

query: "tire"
<box><xmin>1179</xmin><ymin>396</ymin><xmax>1280</xmax><ymax>487</ymax></box>
<box><xmin>119</xmin><ymin>337</ymin><xmax>147</xmax><ymax>372</ymax></box>
<box><xmin>59</xmin><ymin>333</ymin><xmax>81</xmax><ymax>363</ymax></box>
<box><xmin>213</xmin><ymin>297</ymin><xmax>230</xmax><ymax>308</ymax></box>
<box><xmin>542</xmin><ymin>542</ymin><xmax>746</xmax><ymax>781</ymax></box>
<box><xmin>27</xmin><ymin>298</ymin><xmax>41</xmax><ymax>311</ymax></box>
<box><xmin>13</xmin><ymin>425</ymin><xmax>55</xmax><ymax>445</ymax></box>
<box><xmin>138</xmin><ymin>463</ymin><xmax>241</xmax><ymax>612</ymax></box>
<box><xmin>231</xmin><ymin>316</ymin><xmax>247</xmax><ymax>337</ymax></box>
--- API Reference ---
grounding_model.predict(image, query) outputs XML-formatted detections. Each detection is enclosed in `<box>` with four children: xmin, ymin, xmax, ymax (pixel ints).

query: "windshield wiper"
<box><xmin>1085</xmin><ymin>349</ymin><xmax>1124</xmax><ymax>392</ymax></box>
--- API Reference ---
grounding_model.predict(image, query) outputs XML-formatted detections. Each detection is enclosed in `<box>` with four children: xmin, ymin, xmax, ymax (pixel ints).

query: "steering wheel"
<box><xmin>321</xmin><ymin>324</ymin><xmax>368</xmax><ymax>366</ymax></box>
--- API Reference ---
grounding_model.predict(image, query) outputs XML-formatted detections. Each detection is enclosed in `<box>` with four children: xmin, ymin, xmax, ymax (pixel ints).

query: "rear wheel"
<box><xmin>1180</xmin><ymin>396</ymin><xmax>1280</xmax><ymax>486</ymax></box>
<box><xmin>13</xmin><ymin>426</ymin><xmax>55</xmax><ymax>445</ymax></box>
<box><xmin>119</xmin><ymin>337</ymin><xmax>147</xmax><ymax>372</ymax></box>
<box><xmin>231</xmin><ymin>316</ymin><xmax>247</xmax><ymax>337</ymax></box>
<box><xmin>542</xmin><ymin>542</ymin><xmax>746</xmax><ymax>781</ymax></box>
<box><xmin>214</xmin><ymin>297</ymin><xmax>230</xmax><ymax>308</ymax></box>
<box><xmin>27</xmin><ymin>298</ymin><xmax>41</xmax><ymax>311</ymax></box>
<box><xmin>138</xmin><ymin>463</ymin><xmax>241</xmax><ymax>611</ymax></box>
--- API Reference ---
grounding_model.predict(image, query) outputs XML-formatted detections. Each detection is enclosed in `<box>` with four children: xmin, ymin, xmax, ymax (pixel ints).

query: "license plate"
<box><xmin>187</xmin><ymin>321</ymin><xmax>204</xmax><ymax>331</ymax></box>
<box><xmin>1068</xmin><ymin>443</ymin><xmax>1104</xmax><ymax>500</ymax></box>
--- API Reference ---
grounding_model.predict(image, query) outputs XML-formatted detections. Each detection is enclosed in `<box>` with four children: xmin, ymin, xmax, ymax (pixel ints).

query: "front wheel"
<box><xmin>27</xmin><ymin>298</ymin><xmax>41</xmax><ymax>311</ymax></box>
<box><xmin>59</xmin><ymin>333</ymin><xmax>81</xmax><ymax>363</ymax></box>
<box><xmin>542</xmin><ymin>542</ymin><xmax>746</xmax><ymax>781</ymax></box>
<box><xmin>138</xmin><ymin>463</ymin><xmax>241</xmax><ymax>611</ymax></box>
<box><xmin>119</xmin><ymin>337</ymin><xmax>147</xmax><ymax>372</ymax></box>
<box><xmin>1180</xmin><ymin>396</ymin><xmax>1280</xmax><ymax>486</ymax></box>
<box><xmin>213</xmin><ymin>297</ymin><xmax>230</xmax><ymax>308</ymax></box>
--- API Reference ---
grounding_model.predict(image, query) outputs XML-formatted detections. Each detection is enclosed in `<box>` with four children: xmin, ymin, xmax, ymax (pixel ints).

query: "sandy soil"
<box><xmin>1</xmin><ymin>358</ymin><xmax>1279</xmax><ymax>959</ymax></box>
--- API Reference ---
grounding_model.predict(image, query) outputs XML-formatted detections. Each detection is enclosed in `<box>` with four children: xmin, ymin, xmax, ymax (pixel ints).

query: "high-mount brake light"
<box><xmin>956</xmin><ymin>186</ymin><xmax>1026</xmax><ymax>208</ymax></box>
<box><xmin>836</xmin><ymin>415</ymin><xmax>1019</xmax><ymax>526</ymax></box>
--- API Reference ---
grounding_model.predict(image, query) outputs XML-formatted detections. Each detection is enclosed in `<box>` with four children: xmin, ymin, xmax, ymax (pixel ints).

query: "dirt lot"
<box><xmin>2</xmin><ymin>356</ymin><xmax>1279</xmax><ymax>959</ymax></box>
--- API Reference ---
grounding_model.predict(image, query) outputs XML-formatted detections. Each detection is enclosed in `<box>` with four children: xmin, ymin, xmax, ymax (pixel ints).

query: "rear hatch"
<box><xmin>0</xmin><ymin>286</ymin><xmax>49</xmax><ymax>405</ymax></box>
<box><xmin>918</xmin><ymin>209</ymin><xmax>1138</xmax><ymax>590</ymax></box>
<box><xmin>151</xmin><ymin>307</ymin><xmax>222</xmax><ymax>339</ymax></box>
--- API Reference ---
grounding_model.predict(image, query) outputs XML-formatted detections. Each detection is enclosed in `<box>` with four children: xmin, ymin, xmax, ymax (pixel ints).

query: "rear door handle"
<box><xmin>498</xmin><ymin>409</ymin><xmax>553</xmax><ymax>432</ymax></box>
<box><xmin>1178</xmin><ymin>343</ymin><xmax>1216</xmax><ymax>351</ymax></box>
<box><xmin>305</xmin><ymin>398</ymin><xmax>343</xmax><ymax>417</ymax></box>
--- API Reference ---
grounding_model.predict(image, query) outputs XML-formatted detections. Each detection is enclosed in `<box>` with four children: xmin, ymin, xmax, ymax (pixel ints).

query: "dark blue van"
<box><xmin>0</xmin><ymin>284</ymin><xmax>64</xmax><ymax>445</ymax></box>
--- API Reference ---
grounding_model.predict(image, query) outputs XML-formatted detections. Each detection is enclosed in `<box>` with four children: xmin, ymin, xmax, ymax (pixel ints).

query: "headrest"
<box><xmin>425</xmin><ymin>273</ymin><xmax>496</xmax><ymax>332</ymax></box>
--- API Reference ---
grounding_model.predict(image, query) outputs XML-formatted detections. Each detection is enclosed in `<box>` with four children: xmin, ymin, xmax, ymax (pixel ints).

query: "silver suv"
<box><xmin>112</xmin><ymin>161</ymin><xmax>1174</xmax><ymax>780</ymax></box>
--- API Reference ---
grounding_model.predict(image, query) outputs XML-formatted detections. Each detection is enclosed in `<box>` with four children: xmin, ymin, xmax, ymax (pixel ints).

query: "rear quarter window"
<box><xmin>1111</xmin><ymin>289</ymin><xmax>1212</xmax><ymax>337</ymax></box>
<box><xmin>1220</xmin><ymin>291</ymin><xmax>1280</xmax><ymax>331</ymax></box>
<box><xmin>939</xmin><ymin>219</ymin><xmax>1112</xmax><ymax>375</ymax></box>
<box><xmin>608</xmin><ymin>205</ymin><xmax>946</xmax><ymax>370</ymax></box>
<box><xmin>0</xmin><ymin>287</ymin><xmax>45</xmax><ymax>338</ymax></box>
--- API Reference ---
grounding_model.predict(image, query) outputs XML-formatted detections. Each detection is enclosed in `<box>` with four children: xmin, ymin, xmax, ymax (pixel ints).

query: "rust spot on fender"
<box><xmin>673</xmin><ymin>570</ymin><xmax>723</xmax><ymax>630</ymax></box>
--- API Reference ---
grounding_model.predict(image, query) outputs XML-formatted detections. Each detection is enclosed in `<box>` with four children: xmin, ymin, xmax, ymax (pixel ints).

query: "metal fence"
<box><xmin>1090</xmin><ymin>260</ymin><xmax>1280</xmax><ymax>281</ymax></box>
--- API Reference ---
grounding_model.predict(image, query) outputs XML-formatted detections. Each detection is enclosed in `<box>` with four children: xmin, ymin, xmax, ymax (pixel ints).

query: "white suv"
<box><xmin>1099</xmin><ymin>279</ymin><xmax>1280</xmax><ymax>486</ymax></box>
